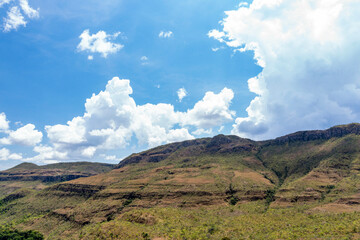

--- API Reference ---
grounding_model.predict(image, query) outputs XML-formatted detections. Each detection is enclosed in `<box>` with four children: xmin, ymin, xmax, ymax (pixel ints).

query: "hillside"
<box><xmin>0</xmin><ymin>162</ymin><xmax>115</xmax><ymax>198</ymax></box>
<box><xmin>1</xmin><ymin>124</ymin><xmax>360</xmax><ymax>239</ymax></box>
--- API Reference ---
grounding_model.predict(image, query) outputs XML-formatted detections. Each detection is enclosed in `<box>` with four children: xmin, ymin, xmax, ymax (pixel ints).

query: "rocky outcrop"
<box><xmin>42</xmin><ymin>183</ymin><xmax>105</xmax><ymax>198</ymax></box>
<box><xmin>0</xmin><ymin>170</ymin><xmax>92</xmax><ymax>183</ymax></box>
<box><xmin>264</xmin><ymin>123</ymin><xmax>360</xmax><ymax>145</ymax></box>
<box><xmin>44</xmin><ymin>183</ymin><xmax>105</xmax><ymax>198</ymax></box>
<box><xmin>0</xmin><ymin>190</ymin><xmax>29</xmax><ymax>205</ymax></box>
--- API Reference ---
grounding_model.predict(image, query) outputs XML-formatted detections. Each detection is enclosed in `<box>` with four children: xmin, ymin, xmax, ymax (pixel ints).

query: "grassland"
<box><xmin>78</xmin><ymin>202</ymin><xmax>360</xmax><ymax>240</ymax></box>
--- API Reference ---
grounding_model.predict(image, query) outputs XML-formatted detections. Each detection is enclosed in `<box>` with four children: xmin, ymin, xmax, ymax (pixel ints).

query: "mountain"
<box><xmin>1</xmin><ymin>124</ymin><xmax>360</xmax><ymax>239</ymax></box>
<box><xmin>0</xmin><ymin>162</ymin><xmax>115</xmax><ymax>198</ymax></box>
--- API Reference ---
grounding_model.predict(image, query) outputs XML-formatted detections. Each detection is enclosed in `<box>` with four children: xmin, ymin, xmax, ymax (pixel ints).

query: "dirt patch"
<box><xmin>310</xmin><ymin>203</ymin><xmax>360</xmax><ymax>213</ymax></box>
<box><xmin>123</xmin><ymin>212</ymin><xmax>156</xmax><ymax>225</ymax></box>
<box><xmin>157</xmin><ymin>173</ymin><xmax>215</xmax><ymax>185</ymax></box>
<box><xmin>301</xmin><ymin>169</ymin><xmax>344</xmax><ymax>184</ymax></box>
<box><xmin>233</xmin><ymin>170</ymin><xmax>272</xmax><ymax>185</ymax></box>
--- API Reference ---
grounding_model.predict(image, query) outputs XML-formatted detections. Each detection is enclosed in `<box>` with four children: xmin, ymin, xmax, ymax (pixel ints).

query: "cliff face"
<box><xmin>0</xmin><ymin>170</ymin><xmax>93</xmax><ymax>182</ymax></box>
<box><xmin>264</xmin><ymin>123</ymin><xmax>360</xmax><ymax>145</ymax></box>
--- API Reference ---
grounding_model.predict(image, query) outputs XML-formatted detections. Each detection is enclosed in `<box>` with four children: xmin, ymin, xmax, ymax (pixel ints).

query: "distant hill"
<box><xmin>2</xmin><ymin>123</ymin><xmax>360</xmax><ymax>239</ymax></box>
<box><xmin>0</xmin><ymin>162</ymin><xmax>115</xmax><ymax>183</ymax></box>
<box><xmin>7</xmin><ymin>162</ymin><xmax>40</xmax><ymax>171</ymax></box>
<box><xmin>0</xmin><ymin>162</ymin><xmax>115</xmax><ymax>198</ymax></box>
<box><xmin>5</xmin><ymin>161</ymin><xmax>115</xmax><ymax>174</ymax></box>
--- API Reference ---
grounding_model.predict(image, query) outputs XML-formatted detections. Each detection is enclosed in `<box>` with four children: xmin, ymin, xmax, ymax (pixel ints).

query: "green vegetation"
<box><xmin>79</xmin><ymin>203</ymin><xmax>360</xmax><ymax>240</ymax></box>
<box><xmin>0</xmin><ymin>226</ymin><xmax>43</xmax><ymax>240</ymax></box>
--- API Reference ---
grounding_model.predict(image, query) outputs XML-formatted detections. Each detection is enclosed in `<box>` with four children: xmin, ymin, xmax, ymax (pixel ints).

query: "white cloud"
<box><xmin>19</xmin><ymin>0</ymin><xmax>39</xmax><ymax>19</ymax></box>
<box><xmin>0</xmin><ymin>112</ymin><xmax>9</xmax><ymax>132</ymax></box>
<box><xmin>0</xmin><ymin>138</ymin><xmax>11</xmax><ymax>145</ymax></box>
<box><xmin>25</xmin><ymin>145</ymin><xmax>66</xmax><ymax>163</ymax></box>
<box><xmin>82</xmin><ymin>146</ymin><xmax>96</xmax><ymax>157</ymax></box>
<box><xmin>192</xmin><ymin>128</ymin><xmax>213</xmax><ymax>136</ymax></box>
<box><xmin>0</xmin><ymin>115</ymin><xmax>42</xmax><ymax>146</ymax></box>
<box><xmin>208</xmin><ymin>30</ymin><xmax>226</xmax><ymax>43</ymax></box>
<box><xmin>218</xmin><ymin>126</ymin><xmax>224</xmax><ymax>132</ymax></box>
<box><xmin>0</xmin><ymin>0</ymin><xmax>12</xmax><ymax>8</ymax></box>
<box><xmin>177</xmin><ymin>88</ymin><xmax>187</xmax><ymax>102</ymax></box>
<box><xmin>140</xmin><ymin>56</ymin><xmax>149</xmax><ymax>65</ymax></box>
<box><xmin>0</xmin><ymin>148</ymin><xmax>22</xmax><ymax>161</ymax></box>
<box><xmin>211</xmin><ymin>47</ymin><xmax>225</xmax><ymax>52</ymax></box>
<box><xmin>7</xmin><ymin>124</ymin><xmax>43</xmax><ymax>146</ymax></box>
<box><xmin>45</xmin><ymin>117</ymin><xmax>86</xmax><ymax>144</ymax></box>
<box><xmin>9</xmin><ymin>152</ymin><xmax>22</xmax><ymax>160</ymax></box>
<box><xmin>210</xmin><ymin>0</ymin><xmax>360</xmax><ymax>140</ymax></box>
<box><xmin>159</xmin><ymin>31</ymin><xmax>173</xmax><ymax>38</ymax></box>
<box><xmin>88</xmin><ymin>55</ymin><xmax>93</xmax><ymax>60</ymax></box>
<box><xmin>77</xmin><ymin>29</ymin><xmax>123</xmax><ymax>58</ymax></box>
<box><xmin>2</xmin><ymin>0</ymin><xmax>39</xmax><ymax>32</ymax></box>
<box><xmin>3</xmin><ymin>6</ymin><xmax>26</xmax><ymax>32</ymax></box>
<box><xmin>35</xmin><ymin>77</ymin><xmax>235</xmax><ymax>163</ymax></box>
<box><xmin>104</xmin><ymin>155</ymin><xmax>117</xmax><ymax>161</ymax></box>
<box><xmin>181</xmin><ymin>88</ymin><xmax>235</xmax><ymax>129</ymax></box>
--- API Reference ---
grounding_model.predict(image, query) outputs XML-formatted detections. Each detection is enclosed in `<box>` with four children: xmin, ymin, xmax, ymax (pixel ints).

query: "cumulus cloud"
<box><xmin>0</xmin><ymin>114</ymin><xmax>42</xmax><ymax>146</ymax></box>
<box><xmin>192</xmin><ymin>128</ymin><xmax>213</xmax><ymax>136</ymax></box>
<box><xmin>208</xmin><ymin>30</ymin><xmax>226</xmax><ymax>43</ymax></box>
<box><xmin>24</xmin><ymin>145</ymin><xmax>66</xmax><ymax>164</ymax></box>
<box><xmin>0</xmin><ymin>113</ymin><xmax>9</xmax><ymax>132</ymax></box>
<box><xmin>210</xmin><ymin>0</ymin><xmax>360</xmax><ymax>140</ymax></box>
<box><xmin>181</xmin><ymin>88</ymin><xmax>235</xmax><ymax>129</ymax></box>
<box><xmin>1</xmin><ymin>124</ymin><xmax>43</xmax><ymax>146</ymax></box>
<box><xmin>177</xmin><ymin>88</ymin><xmax>187</xmax><ymax>102</ymax></box>
<box><xmin>46</xmin><ymin>117</ymin><xmax>85</xmax><ymax>145</ymax></box>
<box><xmin>77</xmin><ymin>29</ymin><xmax>123</xmax><ymax>58</ymax></box>
<box><xmin>0</xmin><ymin>148</ymin><xmax>22</xmax><ymax>161</ymax></box>
<box><xmin>159</xmin><ymin>31</ymin><xmax>173</xmax><ymax>38</ymax></box>
<box><xmin>34</xmin><ymin>77</ymin><xmax>235</xmax><ymax>163</ymax></box>
<box><xmin>2</xmin><ymin>0</ymin><xmax>39</xmax><ymax>32</ymax></box>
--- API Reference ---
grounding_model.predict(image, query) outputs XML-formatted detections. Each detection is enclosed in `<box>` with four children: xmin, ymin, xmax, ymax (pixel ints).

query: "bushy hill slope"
<box><xmin>2</xmin><ymin>124</ymin><xmax>360</xmax><ymax>239</ymax></box>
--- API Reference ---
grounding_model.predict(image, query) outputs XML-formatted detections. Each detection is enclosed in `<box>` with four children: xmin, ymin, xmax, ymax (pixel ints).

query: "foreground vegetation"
<box><xmin>0</xmin><ymin>225</ymin><xmax>43</xmax><ymax>240</ymax></box>
<box><xmin>79</xmin><ymin>202</ymin><xmax>360</xmax><ymax>240</ymax></box>
<box><xmin>3</xmin><ymin>200</ymin><xmax>360</xmax><ymax>239</ymax></box>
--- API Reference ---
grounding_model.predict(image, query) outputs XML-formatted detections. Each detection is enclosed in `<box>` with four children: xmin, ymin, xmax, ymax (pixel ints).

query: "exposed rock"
<box><xmin>44</xmin><ymin>183</ymin><xmax>105</xmax><ymax>198</ymax></box>
<box><xmin>263</xmin><ymin>123</ymin><xmax>360</xmax><ymax>145</ymax></box>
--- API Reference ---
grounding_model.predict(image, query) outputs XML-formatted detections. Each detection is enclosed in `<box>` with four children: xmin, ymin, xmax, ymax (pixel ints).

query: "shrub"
<box><xmin>0</xmin><ymin>227</ymin><xmax>43</xmax><ymax>240</ymax></box>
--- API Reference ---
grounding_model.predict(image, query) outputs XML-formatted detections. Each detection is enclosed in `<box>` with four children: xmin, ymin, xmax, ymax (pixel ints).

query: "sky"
<box><xmin>1</xmin><ymin>0</ymin><xmax>360</xmax><ymax>170</ymax></box>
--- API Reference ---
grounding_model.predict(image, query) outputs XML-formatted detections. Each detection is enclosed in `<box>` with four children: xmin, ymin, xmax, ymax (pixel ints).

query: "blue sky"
<box><xmin>0</xmin><ymin>0</ymin><xmax>260</xmax><ymax>169</ymax></box>
<box><xmin>1</xmin><ymin>0</ymin><xmax>360</xmax><ymax>170</ymax></box>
